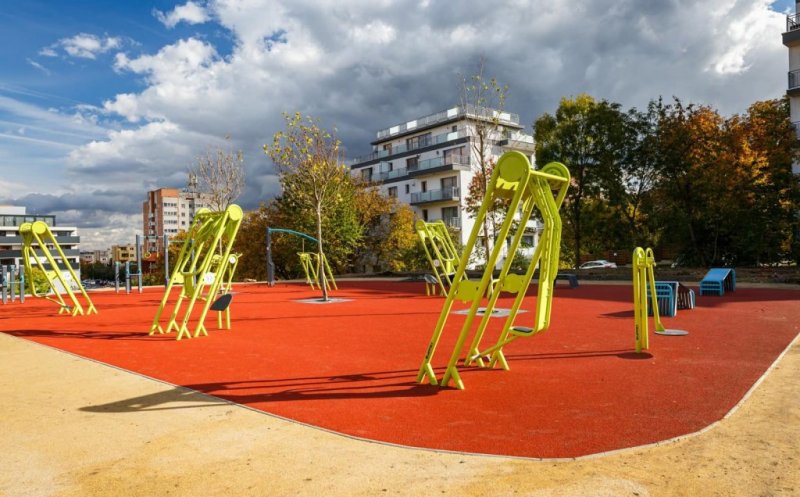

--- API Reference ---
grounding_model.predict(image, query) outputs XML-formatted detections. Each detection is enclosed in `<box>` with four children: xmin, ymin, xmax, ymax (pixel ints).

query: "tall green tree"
<box><xmin>736</xmin><ymin>98</ymin><xmax>800</xmax><ymax>264</ymax></box>
<box><xmin>264</xmin><ymin>113</ymin><xmax>353</xmax><ymax>300</ymax></box>
<box><xmin>534</xmin><ymin>94</ymin><xmax>627</xmax><ymax>265</ymax></box>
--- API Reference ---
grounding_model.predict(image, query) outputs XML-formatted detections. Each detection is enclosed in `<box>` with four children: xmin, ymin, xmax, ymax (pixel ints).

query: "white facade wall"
<box><xmin>350</xmin><ymin>106</ymin><xmax>538</xmax><ymax>268</ymax></box>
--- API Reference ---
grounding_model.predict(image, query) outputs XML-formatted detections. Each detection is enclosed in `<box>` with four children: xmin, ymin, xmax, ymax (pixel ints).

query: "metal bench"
<box><xmin>700</xmin><ymin>268</ymin><xmax>736</xmax><ymax>296</ymax></box>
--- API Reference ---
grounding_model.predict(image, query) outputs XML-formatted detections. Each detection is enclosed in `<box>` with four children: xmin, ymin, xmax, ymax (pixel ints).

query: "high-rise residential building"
<box><xmin>142</xmin><ymin>188</ymin><xmax>213</xmax><ymax>255</ymax></box>
<box><xmin>348</xmin><ymin>105</ymin><xmax>540</xmax><ymax>268</ymax></box>
<box><xmin>0</xmin><ymin>205</ymin><xmax>81</xmax><ymax>279</ymax></box>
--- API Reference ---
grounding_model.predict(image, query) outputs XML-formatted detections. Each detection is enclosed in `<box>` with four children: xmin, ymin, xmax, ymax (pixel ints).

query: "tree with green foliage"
<box><xmin>264</xmin><ymin>113</ymin><xmax>354</xmax><ymax>300</ymax></box>
<box><xmin>534</xmin><ymin>94</ymin><xmax>627</xmax><ymax>266</ymax></box>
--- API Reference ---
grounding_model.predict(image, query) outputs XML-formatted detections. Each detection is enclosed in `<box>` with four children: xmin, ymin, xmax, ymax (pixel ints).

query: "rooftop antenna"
<box><xmin>187</xmin><ymin>172</ymin><xmax>198</xmax><ymax>193</ymax></box>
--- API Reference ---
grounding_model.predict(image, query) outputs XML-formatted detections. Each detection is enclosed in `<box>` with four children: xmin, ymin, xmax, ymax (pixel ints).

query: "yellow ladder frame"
<box><xmin>19</xmin><ymin>221</ymin><xmax>97</xmax><ymax>316</ymax></box>
<box><xmin>416</xmin><ymin>151</ymin><xmax>569</xmax><ymax>390</ymax></box>
<box><xmin>150</xmin><ymin>205</ymin><xmax>243</xmax><ymax>340</ymax></box>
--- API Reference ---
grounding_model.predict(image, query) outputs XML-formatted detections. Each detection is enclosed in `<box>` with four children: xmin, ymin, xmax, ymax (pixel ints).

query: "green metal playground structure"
<box><xmin>19</xmin><ymin>221</ymin><xmax>97</xmax><ymax>316</ymax></box>
<box><xmin>415</xmin><ymin>219</ymin><xmax>466</xmax><ymax>296</ymax></box>
<box><xmin>150</xmin><ymin>205</ymin><xmax>243</xmax><ymax>340</ymax></box>
<box><xmin>266</xmin><ymin>227</ymin><xmax>337</xmax><ymax>290</ymax></box>
<box><xmin>417</xmin><ymin>151</ymin><xmax>570</xmax><ymax>390</ymax></box>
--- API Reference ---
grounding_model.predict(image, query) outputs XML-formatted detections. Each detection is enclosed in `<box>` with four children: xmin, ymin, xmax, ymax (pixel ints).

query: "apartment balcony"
<box><xmin>410</xmin><ymin>187</ymin><xmax>460</xmax><ymax>205</ymax></box>
<box><xmin>0</xmin><ymin>249</ymin><xmax>80</xmax><ymax>259</ymax></box>
<box><xmin>497</xmin><ymin>131</ymin><xmax>535</xmax><ymax>153</ymax></box>
<box><xmin>428</xmin><ymin>217</ymin><xmax>461</xmax><ymax>229</ymax></box>
<box><xmin>783</xmin><ymin>14</ymin><xmax>800</xmax><ymax>44</ymax></box>
<box><xmin>444</xmin><ymin>217</ymin><xmax>461</xmax><ymax>229</ymax></box>
<box><xmin>408</xmin><ymin>156</ymin><xmax>471</xmax><ymax>178</ymax></box>
<box><xmin>374</xmin><ymin>105</ymin><xmax>520</xmax><ymax>142</ymax></box>
<box><xmin>351</xmin><ymin>128</ymin><xmax>467</xmax><ymax>165</ymax></box>
<box><xmin>377</xmin><ymin>165</ymin><xmax>408</xmax><ymax>182</ymax></box>
<box><xmin>789</xmin><ymin>69</ymin><xmax>800</xmax><ymax>95</ymax></box>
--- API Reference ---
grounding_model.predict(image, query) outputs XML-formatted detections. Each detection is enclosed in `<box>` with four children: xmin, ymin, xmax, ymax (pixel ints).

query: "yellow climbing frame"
<box><xmin>417</xmin><ymin>151</ymin><xmax>570</xmax><ymax>390</ymax></box>
<box><xmin>298</xmin><ymin>251</ymin><xmax>337</xmax><ymax>291</ymax></box>
<box><xmin>632</xmin><ymin>247</ymin><xmax>665</xmax><ymax>352</ymax></box>
<box><xmin>150</xmin><ymin>205</ymin><xmax>243</xmax><ymax>340</ymax></box>
<box><xmin>415</xmin><ymin>219</ymin><xmax>466</xmax><ymax>296</ymax></box>
<box><xmin>19</xmin><ymin>221</ymin><xmax>97</xmax><ymax>316</ymax></box>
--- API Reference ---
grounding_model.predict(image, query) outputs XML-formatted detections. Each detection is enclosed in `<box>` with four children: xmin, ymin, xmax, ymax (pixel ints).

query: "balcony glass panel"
<box><xmin>790</xmin><ymin>69</ymin><xmax>800</xmax><ymax>90</ymax></box>
<box><xmin>410</xmin><ymin>187</ymin><xmax>460</xmax><ymax>204</ymax></box>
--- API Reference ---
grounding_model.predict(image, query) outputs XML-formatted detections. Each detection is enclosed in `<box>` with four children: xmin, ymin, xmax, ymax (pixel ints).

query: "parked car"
<box><xmin>579</xmin><ymin>260</ymin><xmax>617</xmax><ymax>269</ymax></box>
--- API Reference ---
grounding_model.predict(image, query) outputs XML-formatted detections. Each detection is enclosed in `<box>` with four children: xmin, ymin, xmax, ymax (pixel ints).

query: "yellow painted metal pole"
<box><xmin>440</xmin><ymin>152</ymin><xmax>532</xmax><ymax>389</ymax></box>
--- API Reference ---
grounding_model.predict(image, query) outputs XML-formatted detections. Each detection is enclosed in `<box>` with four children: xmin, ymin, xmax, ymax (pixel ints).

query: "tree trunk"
<box><xmin>316</xmin><ymin>204</ymin><xmax>328</xmax><ymax>301</ymax></box>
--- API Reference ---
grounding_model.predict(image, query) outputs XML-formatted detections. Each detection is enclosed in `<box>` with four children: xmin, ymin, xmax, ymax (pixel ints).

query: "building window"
<box><xmin>443</xmin><ymin>146</ymin><xmax>465</xmax><ymax>165</ymax></box>
<box><xmin>406</xmin><ymin>156</ymin><xmax>418</xmax><ymax>170</ymax></box>
<box><xmin>442</xmin><ymin>206</ymin><xmax>459</xmax><ymax>226</ymax></box>
<box><xmin>388</xmin><ymin>186</ymin><xmax>398</xmax><ymax>198</ymax></box>
<box><xmin>422</xmin><ymin>209</ymin><xmax>428</xmax><ymax>221</ymax></box>
<box><xmin>451</xmin><ymin>125</ymin><xmax>458</xmax><ymax>132</ymax></box>
<box><xmin>406</xmin><ymin>132</ymin><xmax>431</xmax><ymax>150</ymax></box>
<box><xmin>421</xmin><ymin>180</ymin><xmax>427</xmax><ymax>193</ymax></box>
<box><xmin>361</xmin><ymin>167</ymin><xmax>373</xmax><ymax>182</ymax></box>
<box><xmin>405</xmin><ymin>184</ymin><xmax>410</xmax><ymax>194</ymax></box>
<box><xmin>383</xmin><ymin>143</ymin><xmax>392</xmax><ymax>153</ymax></box>
<box><xmin>441</xmin><ymin>176</ymin><xmax>458</xmax><ymax>192</ymax></box>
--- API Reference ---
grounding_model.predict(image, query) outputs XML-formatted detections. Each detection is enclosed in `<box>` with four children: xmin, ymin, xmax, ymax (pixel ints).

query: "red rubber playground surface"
<box><xmin>1</xmin><ymin>280</ymin><xmax>798</xmax><ymax>458</ymax></box>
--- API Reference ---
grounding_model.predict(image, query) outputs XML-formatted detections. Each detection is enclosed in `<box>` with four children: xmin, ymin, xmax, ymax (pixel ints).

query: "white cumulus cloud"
<box><xmin>154</xmin><ymin>1</ymin><xmax>210</xmax><ymax>28</ymax></box>
<box><xmin>42</xmin><ymin>33</ymin><xmax>122</xmax><ymax>60</ymax></box>
<box><xmin>6</xmin><ymin>0</ymin><xmax>790</xmax><ymax>248</ymax></box>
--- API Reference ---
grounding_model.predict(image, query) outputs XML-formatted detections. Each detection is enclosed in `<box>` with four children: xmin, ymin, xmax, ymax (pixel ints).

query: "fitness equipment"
<box><xmin>114</xmin><ymin>234</ymin><xmax>175</xmax><ymax>293</ymax></box>
<box><xmin>632</xmin><ymin>247</ymin><xmax>688</xmax><ymax>353</ymax></box>
<box><xmin>266</xmin><ymin>228</ymin><xmax>337</xmax><ymax>291</ymax></box>
<box><xmin>150</xmin><ymin>205</ymin><xmax>243</xmax><ymax>340</ymax></box>
<box><xmin>415</xmin><ymin>220</ymin><xmax>466</xmax><ymax>296</ymax></box>
<box><xmin>297</xmin><ymin>251</ymin><xmax>337</xmax><ymax>291</ymax></box>
<box><xmin>1</xmin><ymin>265</ymin><xmax>25</xmax><ymax>304</ymax></box>
<box><xmin>417</xmin><ymin>151</ymin><xmax>570</xmax><ymax>390</ymax></box>
<box><xmin>19</xmin><ymin>221</ymin><xmax>97</xmax><ymax>316</ymax></box>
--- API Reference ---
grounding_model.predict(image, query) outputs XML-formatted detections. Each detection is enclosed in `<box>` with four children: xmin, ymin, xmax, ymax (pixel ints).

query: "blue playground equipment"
<box><xmin>647</xmin><ymin>281</ymin><xmax>696</xmax><ymax>317</ymax></box>
<box><xmin>699</xmin><ymin>268</ymin><xmax>736</xmax><ymax>296</ymax></box>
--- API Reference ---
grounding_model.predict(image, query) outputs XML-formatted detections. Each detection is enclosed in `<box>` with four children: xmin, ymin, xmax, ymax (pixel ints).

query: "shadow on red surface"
<box><xmin>1</xmin><ymin>280</ymin><xmax>797</xmax><ymax>458</ymax></box>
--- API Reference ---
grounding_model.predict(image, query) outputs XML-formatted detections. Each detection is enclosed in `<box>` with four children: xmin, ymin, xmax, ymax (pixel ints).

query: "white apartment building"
<box><xmin>0</xmin><ymin>205</ymin><xmax>81</xmax><ymax>280</ymax></box>
<box><xmin>142</xmin><ymin>188</ymin><xmax>213</xmax><ymax>255</ymax></box>
<box><xmin>784</xmin><ymin>5</ymin><xmax>800</xmax><ymax>176</ymax></box>
<box><xmin>349</xmin><ymin>105</ymin><xmax>540</xmax><ymax>266</ymax></box>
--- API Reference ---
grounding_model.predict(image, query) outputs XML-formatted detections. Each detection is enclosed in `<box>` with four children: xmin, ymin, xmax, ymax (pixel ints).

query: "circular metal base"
<box><xmin>655</xmin><ymin>329</ymin><xmax>689</xmax><ymax>336</ymax></box>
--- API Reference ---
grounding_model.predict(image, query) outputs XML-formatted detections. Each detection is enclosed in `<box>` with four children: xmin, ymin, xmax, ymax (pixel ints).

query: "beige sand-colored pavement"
<box><xmin>1</xmin><ymin>329</ymin><xmax>798</xmax><ymax>497</ymax></box>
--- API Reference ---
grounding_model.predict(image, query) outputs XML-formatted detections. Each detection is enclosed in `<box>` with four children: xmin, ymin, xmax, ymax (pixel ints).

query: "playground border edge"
<box><xmin>3</xmin><ymin>325</ymin><xmax>798</xmax><ymax>463</ymax></box>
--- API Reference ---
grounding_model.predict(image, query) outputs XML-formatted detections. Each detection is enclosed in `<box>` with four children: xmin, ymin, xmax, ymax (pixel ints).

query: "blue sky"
<box><xmin>0</xmin><ymin>0</ymin><xmax>792</xmax><ymax>248</ymax></box>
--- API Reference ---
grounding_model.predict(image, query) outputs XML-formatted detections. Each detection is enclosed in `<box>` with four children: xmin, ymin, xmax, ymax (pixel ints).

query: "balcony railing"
<box><xmin>788</xmin><ymin>14</ymin><xmax>800</xmax><ymax>32</ymax></box>
<box><xmin>351</xmin><ymin>128</ymin><xmax>467</xmax><ymax>164</ymax></box>
<box><xmin>375</xmin><ymin>105</ymin><xmax>520</xmax><ymax>141</ymax></box>
<box><xmin>408</xmin><ymin>156</ymin><xmax>470</xmax><ymax>174</ymax></box>
<box><xmin>789</xmin><ymin>69</ymin><xmax>800</xmax><ymax>90</ymax></box>
<box><xmin>444</xmin><ymin>217</ymin><xmax>461</xmax><ymax>228</ymax></box>
<box><xmin>410</xmin><ymin>187</ymin><xmax>460</xmax><ymax>204</ymax></box>
<box><xmin>377</xmin><ymin>164</ymin><xmax>408</xmax><ymax>181</ymax></box>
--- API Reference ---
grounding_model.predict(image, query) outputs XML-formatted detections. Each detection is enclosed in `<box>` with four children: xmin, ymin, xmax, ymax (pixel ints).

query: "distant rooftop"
<box><xmin>375</xmin><ymin>104</ymin><xmax>521</xmax><ymax>142</ymax></box>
